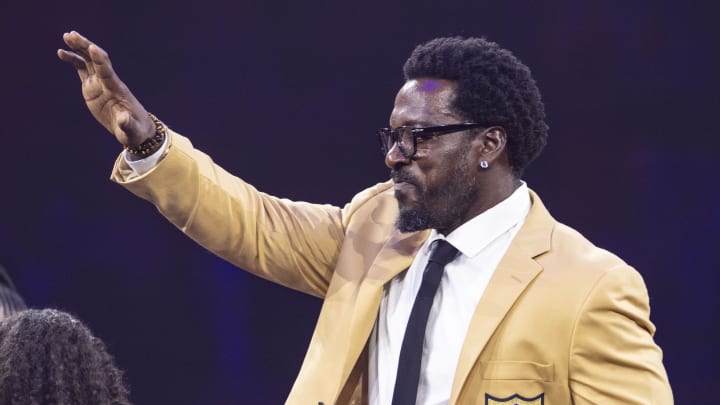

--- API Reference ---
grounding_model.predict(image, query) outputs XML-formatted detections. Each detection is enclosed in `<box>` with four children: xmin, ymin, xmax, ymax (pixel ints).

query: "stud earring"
<box><xmin>480</xmin><ymin>160</ymin><xmax>489</xmax><ymax>169</ymax></box>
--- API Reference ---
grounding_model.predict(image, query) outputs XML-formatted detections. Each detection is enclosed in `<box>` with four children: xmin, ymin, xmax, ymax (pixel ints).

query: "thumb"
<box><xmin>113</xmin><ymin>110</ymin><xmax>132</xmax><ymax>144</ymax></box>
<box><xmin>114</xmin><ymin>108</ymin><xmax>152</xmax><ymax>146</ymax></box>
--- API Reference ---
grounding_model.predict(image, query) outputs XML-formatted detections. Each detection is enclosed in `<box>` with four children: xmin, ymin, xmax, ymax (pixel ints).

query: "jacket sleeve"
<box><xmin>568</xmin><ymin>265</ymin><xmax>673</xmax><ymax>404</ymax></box>
<box><xmin>111</xmin><ymin>130</ymin><xmax>356</xmax><ymax>297</ymax></box>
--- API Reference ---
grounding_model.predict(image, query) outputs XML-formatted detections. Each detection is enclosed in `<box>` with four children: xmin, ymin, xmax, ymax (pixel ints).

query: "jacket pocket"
<box><xmin>480</xmin><ymin>361</ymin><xmax>554</xmax><ymax>382</ymax></box>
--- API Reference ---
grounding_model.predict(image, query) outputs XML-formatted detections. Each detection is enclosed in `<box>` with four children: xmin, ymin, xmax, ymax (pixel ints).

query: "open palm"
<box><xmin>58</xmin><ymin>31</ymin><xmax>154</xmax><ymax>147</ymax></box>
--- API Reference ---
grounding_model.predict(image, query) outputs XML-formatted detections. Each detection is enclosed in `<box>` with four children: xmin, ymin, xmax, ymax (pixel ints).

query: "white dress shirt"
<box><xmin>369</xmin><ymin>183</ymin><xmax>531</xmax><ymax>405</ymax></box>
<box><xmin>124</xmin><ymin>131</ymin><xmax>170</xmax><ymax>175</ymax></box>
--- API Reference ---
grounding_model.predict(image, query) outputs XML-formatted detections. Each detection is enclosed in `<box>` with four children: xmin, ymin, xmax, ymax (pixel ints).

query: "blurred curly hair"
<box><xmin>0</xmin><ymin>309</ymin><xmax>131</xmax><ymax>405</ymax></box>
<box><xmin>0</xmin><ymin>265</ymin><xmax>26</xmax><ymax>320</ymax></box>
<box><xmin>403</xmin><ymin>36</ymin><xmax>548</xmax><ymax>177</ymax></box>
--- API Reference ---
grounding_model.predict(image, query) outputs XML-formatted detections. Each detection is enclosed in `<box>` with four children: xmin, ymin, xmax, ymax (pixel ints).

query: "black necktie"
<box><xmin>392</xmin><ymin>239</ymin><xmax>459</xmax><ymax>405</ymax></box>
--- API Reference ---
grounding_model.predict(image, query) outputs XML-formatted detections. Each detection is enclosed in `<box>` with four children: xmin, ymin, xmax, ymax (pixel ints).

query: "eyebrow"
<box><xmin>388</xmin><ymin>120</ymin><xmax>434</xmax><ymax>129</ymax></box>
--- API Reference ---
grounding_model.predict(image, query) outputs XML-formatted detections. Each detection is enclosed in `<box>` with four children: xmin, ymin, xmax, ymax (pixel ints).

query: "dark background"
<box><xmin>1</xmin><ymin>0</ymin><xmax>717</xmax><ymax>403</ymax></box>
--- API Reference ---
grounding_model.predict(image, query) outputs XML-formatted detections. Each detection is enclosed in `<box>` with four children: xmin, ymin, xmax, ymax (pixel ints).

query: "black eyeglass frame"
<box><xmin>377</xmin><ymin>122</ymin><xmax>484</xmax><ymax>158</ymax></box>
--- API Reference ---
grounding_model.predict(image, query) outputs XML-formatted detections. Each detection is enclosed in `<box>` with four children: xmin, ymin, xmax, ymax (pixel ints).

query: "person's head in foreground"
<box><xmin>0</xmin><ymin>308</ymin><xmax>131</xmax><ymax>405</ymax></box>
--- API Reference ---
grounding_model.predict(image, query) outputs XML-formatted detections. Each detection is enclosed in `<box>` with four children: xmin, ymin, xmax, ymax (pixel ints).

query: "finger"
<box><xmin>86</xmin><ymin>44</ymin><xmax>129</xmax><ymax>94</ymax></box>
<box><xmin>114</xmin><ymin>110</ymin><xmax>131</xmax><ymax>141</ymax></box>
<box><xmin>116</xmin><ymin>107</ymin><xmax>145</xmax><ymax>134</ymax></box>
<box><xmin>57</xmin><ymin>49</ymin><xmax>87</xmax><ymax>70</ymax></box>
<box><xmin>88</xmin><ymin>44</ymin><xmax>115</xmax><ymax>80</ymax></box>
<box><xmin>116</xmin><ymin>109</ymin><xmax>131</xmax><ymax>129</ymax></box>
<box><xmin>62</xmin><ymin>31</ymin><xmax>91</xmax><ymax>60</ymax></box>
<box><xmin>114</xmin><ymin>106</ymin><xmax>152</xmax><ymax>144</ymax></box>
<box><xmin>114</xmin><ymin>109</ymin><xmax>149</xmax><ymax>145</ymax></box>
<box><xmin>63</xmin><ymin>31</ymin><xmax>95</xmax><ymax>75</ymax></box>
<box><xmin>57</xmin><ymin>49</ymin><xmax>89</xmax><ymax>81</ymax></box>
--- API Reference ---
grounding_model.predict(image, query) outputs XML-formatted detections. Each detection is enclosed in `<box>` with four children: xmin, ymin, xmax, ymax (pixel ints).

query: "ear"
<box><xmin>471</xmin><ymin>126</ymin><xmax>507</xmax><ymax>166</ymax></box>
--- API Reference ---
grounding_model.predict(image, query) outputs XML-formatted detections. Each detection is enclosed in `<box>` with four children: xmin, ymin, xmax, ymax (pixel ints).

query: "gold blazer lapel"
<box><xmin>340</xmin><ymin>228</ymin><xmax>431</xmax><ymax>381</ymax></box>
<box><xmin>366</xmin><ymin>228</ymin><xmax>431</xmax><ymax>286</ymax></box>
<box><xmin>450</xmin><ymin>190</ymin><xmax>555</xmax><ymax>403</ymax></box>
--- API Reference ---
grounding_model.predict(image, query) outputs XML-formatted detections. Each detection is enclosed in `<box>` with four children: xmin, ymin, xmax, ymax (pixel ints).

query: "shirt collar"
<box><xmin>427</xmin><ymin>182</ymin><xmax>531</xmax><ymax>258</ymax></box>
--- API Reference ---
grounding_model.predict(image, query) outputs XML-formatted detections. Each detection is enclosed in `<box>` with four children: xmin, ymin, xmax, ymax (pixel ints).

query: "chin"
<box><xmin>396</xmin><ymin>206</ymin><xmax>431</xmax><ymax>233</ymax></box>
<box><xmin>393</xmin><ymin>190</ymin><xmax>411</xmax><ymax>206</ymax></box>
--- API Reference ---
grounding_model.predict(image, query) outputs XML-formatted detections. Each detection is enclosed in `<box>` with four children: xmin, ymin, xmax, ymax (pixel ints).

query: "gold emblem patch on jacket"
<box><xmin>485</xmin><ymin>392</ymin><xmax>544</xmax><ymax>405</ymax></box>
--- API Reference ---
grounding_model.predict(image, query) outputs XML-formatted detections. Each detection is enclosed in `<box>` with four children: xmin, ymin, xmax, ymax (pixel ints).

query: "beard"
<box><xmin>392</xmin><ymin>156</ymin><xmax>478</xmax><ymax>234</ymax></box>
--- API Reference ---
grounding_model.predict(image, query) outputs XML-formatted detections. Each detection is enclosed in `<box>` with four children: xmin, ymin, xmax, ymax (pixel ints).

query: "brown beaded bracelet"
<box><xmin>124</xmin><ymin>112</ymin><xmax>167</xmax><ymax>156</ymax></box>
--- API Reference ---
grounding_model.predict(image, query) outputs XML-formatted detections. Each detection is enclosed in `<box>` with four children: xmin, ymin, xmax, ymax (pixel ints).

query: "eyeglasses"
<box><xmin>377</xmin><ymin>122</ymin><xmax>483</xmax><ymax>158</ymax></box>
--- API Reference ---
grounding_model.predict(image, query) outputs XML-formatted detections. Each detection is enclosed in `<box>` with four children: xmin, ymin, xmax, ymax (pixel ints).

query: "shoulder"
<box><xmin>528</xmin><ymin>191</ymin><xmax>646</xmax><ymax>301</ymax></box>
<box><xmin>524</xmin><ymin>198</ymin><xmax>656</xmax><ymax>338</ymax></box>
<box><xmin>526</xmin><ymin>189</ymin><xmax>633</xmax><ymax>279</ymax></box>
<box><xmin>340</xmin><ymin>181</ymin><xmax>397</xmax><ymax>228</ymax></box>
<box><xmin>531</xmin><ymin>221</ymin><xmax>639</xmax><ymax>286</ymax></box>
<box><xmin>549</xmin><ymin>221</ymin><xmax>630</xmax><ymax>272</ymax></box>
<box><xmin>346</xmin><ymin>180</ymin><xmax>394</xmax><ymax>207</ymax></box>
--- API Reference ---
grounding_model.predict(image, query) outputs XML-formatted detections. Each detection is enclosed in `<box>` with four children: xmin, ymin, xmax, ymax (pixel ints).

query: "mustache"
<box><xmin>391</xmin><ymin>168</ymin><xmax>419</xmax><ymax>186</ymax></box>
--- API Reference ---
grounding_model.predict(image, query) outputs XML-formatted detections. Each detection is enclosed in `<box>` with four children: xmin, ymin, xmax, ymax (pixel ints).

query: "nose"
<box><xmin>384</xmin><ymin>143</ymin><xmax>411</xmax><ymax>168</ymax></box>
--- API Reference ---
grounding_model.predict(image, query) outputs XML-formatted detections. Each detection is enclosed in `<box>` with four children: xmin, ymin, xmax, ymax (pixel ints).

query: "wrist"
<box><xmin>125</xmin><ymin>113</ymin><xmax>166</xmax><ymax>158</ymax></box>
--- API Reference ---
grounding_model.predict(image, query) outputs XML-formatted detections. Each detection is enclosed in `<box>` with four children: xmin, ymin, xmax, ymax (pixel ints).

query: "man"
<box><xmin>58</xmin><ymin>31</ymin><xmax>672</xmax><ymax>404</ymax></box>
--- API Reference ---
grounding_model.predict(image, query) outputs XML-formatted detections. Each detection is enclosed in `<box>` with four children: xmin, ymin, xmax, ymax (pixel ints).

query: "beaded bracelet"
<box><xmin>124</xmin><ymin>112</ymin><xmax>167</xmax><ymax>156</ymax></box>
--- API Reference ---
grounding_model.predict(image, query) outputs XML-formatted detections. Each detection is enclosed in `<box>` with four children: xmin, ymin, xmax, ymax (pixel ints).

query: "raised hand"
<box><xmin>57</xmin><ymin>31</ymin><xmax>155</xmax><ymax>147</ymax></box>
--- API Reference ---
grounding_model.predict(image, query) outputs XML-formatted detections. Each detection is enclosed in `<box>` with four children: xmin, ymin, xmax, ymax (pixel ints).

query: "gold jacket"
<box><xmin>112</xmin><ymin>131</ymin><xmax>672</xmax><ymax>404</ymax></box>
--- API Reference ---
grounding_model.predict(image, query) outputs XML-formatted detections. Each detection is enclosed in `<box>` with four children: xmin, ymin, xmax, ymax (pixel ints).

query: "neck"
<box><xmin>437</xmin><ymin>176</ymin><xmax>522</xmax><ymax>236</ymax></box>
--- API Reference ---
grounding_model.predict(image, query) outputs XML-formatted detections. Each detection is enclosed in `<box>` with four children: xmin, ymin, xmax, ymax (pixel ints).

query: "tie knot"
<box><xmin>427</xmin><ymin>240</ymin><xmax>459</xmax><ymax>266</ymax></box>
